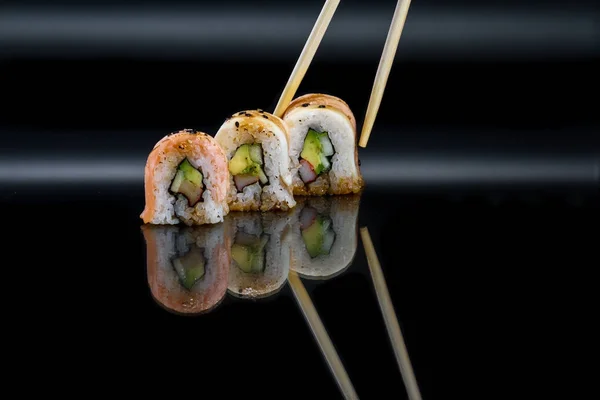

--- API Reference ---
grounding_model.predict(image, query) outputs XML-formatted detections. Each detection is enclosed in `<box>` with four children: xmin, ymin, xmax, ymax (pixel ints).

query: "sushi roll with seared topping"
<box><xmin>226</xmin><ymin>211</ymin><xmax>293</xmax><ymax>299</ymax></box>
<box><xmin>215</xmin><ymin>110</ymin><xmax>296</xmax><ymax>212</ymax></box>
<box><xmin>141</xmin><ymin>129</ymin><xmax>230</xmax><ymax>226</ymax></box>
<box><xmin>290</xmin><ymin>195</ymin><xmax>360</xmax><ymax>280</ymax></box>
<box><xmin>142</xmin><ymin>222</ymin><xmax>231</xmax><ymax>316</ymax></box>
<box><xmin>282</xmin><ymin>94</ymin><xmax>364</xmax><ymax>196</ymax></box>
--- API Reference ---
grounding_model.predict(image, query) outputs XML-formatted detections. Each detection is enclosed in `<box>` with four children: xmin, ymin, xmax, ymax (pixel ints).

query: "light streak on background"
<box><xmin>2</xmin><ymin>155</ymin><xmax>597</xmax><ymax>186</ymax></box>
<box><xmin>0</xmin><ymin>6</ymin><xmax>597</xmax><ymax>60</ymax></box>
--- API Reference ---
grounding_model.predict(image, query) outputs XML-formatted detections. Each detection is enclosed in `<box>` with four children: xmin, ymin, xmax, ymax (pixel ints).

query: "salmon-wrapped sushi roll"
<box><xmin>142</xmin><ymin>222</ymin><xmax>231</xmax><ymax>316</ymax></box>
<box><xmin>141</xmin><ymin>129</ymin><xmax>230</xmax><ymax>226</ymax></box>
<box><xmin>214</xmin><ymin>110</ymin><xmax>296</xmax><ymax>212</ymax></box>
<box><xmin>282</xmin><ymin>93</ymin><xmax>364</xmax><ymax>196</ymax></box>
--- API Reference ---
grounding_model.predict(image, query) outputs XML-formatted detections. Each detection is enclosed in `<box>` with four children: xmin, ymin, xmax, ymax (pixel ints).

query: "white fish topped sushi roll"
<box><xmin>141</xmin><ymin>129</ymin><xmax>230</xmax><ymax>226</ymax></box>
<box><xmin>290</xmin><ymin>195</ymin><xmax>360</xmax><ymax>280</ymax></box>
<box><xmin>215</xmin><ymin>110</ymin><xmax>296</xmax><ymax>212</ymax></box>
<box><xmin>142</xmin><ymin>223</ymin><xmax>231</xmax><ymax>316</ymax></box>
<box><xmin>282</xmin><ymin>93</ymin><xmax>364</xmax><ymax>196</ymax></box>
<box><xmin>226</xmin><ymin>211</ymin><xmax>292</xmax><ymax>299</ymax></box>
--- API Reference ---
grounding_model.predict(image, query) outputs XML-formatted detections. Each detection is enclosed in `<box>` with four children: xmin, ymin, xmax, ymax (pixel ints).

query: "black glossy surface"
<box><xmin>3</xmin><ymin>185</ymin><xmax>598</xmax><ymax>398</ymax></box>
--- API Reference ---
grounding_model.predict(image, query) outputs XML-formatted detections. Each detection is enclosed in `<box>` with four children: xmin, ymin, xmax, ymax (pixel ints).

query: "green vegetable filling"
<box><xmin>170</xmin><ymin>158</ymin><xmax>204</xmax><ymax>206</ymax></box>
<box><xmin>301</xmin><ymin>215</ymin><xmax>336</xmax><ymax>258</ymax></box>
<box><xmin>300</xmin><ymin>129</ymin><xmax>335</xmax><ymax>175</ymax></box>
<box><xmin>229</xmin><ymin>144</ymin><xmax>268</xmax><ymax>183</ymax></box>
<box><xmin>231</xmin><ymin>232</ymin><xmax>269</xmax><ymax>274</ymax></box>
<box><xmin>172</xmin><ymin>247</ymin><xmax>206</xmax><ymax>290</ymax></box>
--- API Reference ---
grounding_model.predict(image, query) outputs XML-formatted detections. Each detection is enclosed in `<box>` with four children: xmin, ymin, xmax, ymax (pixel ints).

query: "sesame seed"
<box><xmin>318</xmin><ymin>105</ymin><xmax>326</xmax><ymax>108</ymax></box>
<box><xmin>235</xmin><ymin>121</ymin><xmax>239</xmax><ymax>128</ymax></box>
<box><xmin>302</xmin><ymin>103</ymin><xmax>309</xmax><ymax>107</ymax></box>
<box><xmin>263</xmin><ymin>115</ymin><xmax>269</xmax><ymax>119</ymax></box>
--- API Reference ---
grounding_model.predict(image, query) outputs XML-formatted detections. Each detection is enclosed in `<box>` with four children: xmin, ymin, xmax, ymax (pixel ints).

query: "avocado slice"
<box><xmin>179</xmin><ymin>158</ymin><xmax>203</xmax><ymax>186</ymax></box>
<box><xmin>229</xmin><ymin>144</ymin><xmax>268</xmax><ymax>185</ymax></box>
<box><xmin>231</xmin><ymin>233</ymin><xmax>269</xmax><ymax>273</ymax></box>
<box><xmin>172</xmin><ymin>247</ymin><xmax>206</xmax><ymax>290</ymax></box>
<box><xmin>301</xmin><ymin>215</ymin><xmax>336</xmax><ymax>258</ymax></box>
<box><xmin>300</xmin><ymin>129</ymin><xmax>333</xmax><ymax>175</ymax></box>
<box><xmin>170</xmin><ymin>159</ymin><xmax>204</xmax><ymax>206</ymax></box>
<box><xmin>231</xmin><ymin>244</ymin><xmax>253</xmax><ymax>273</ymax></box>
<box><xmin>229</xmin><ymin>144</ymin><xmax>253</xmax><ymax>175</ymax></box>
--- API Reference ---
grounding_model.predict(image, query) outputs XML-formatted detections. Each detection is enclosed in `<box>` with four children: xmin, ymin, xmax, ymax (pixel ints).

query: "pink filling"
<box><xmin>234</xmin><ymin>174</ymin><xmax>259</xmax><ymax>191</ymax></box>
<box><xmin>299</xmin><ymin>159</ymin><xmax>317</xmax><ymax>183</ymax></box>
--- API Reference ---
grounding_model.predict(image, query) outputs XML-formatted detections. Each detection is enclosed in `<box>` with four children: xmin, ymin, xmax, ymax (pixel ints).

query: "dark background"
<box><xmin>1</xmin><ymin>0</ymin><xmax>598</xmax><ymax>187</ymax></box>
<box><xmin>1</xmin><ymin>1</ymin><xmax>599</xmax><ymax>398</ymax></box>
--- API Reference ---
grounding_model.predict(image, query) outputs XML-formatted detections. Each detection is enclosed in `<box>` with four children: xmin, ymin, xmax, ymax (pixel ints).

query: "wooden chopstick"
<box><xmin>360</xmin><ymin>227</ymin><xmax>422</xmax><ymax>400</ymax></box>
<box><xmin>358</xmin><ymin>0</ymin><xmax>412</xmax><ymax>148</ymax></box>
<box><xmin>288</xmin><ymin>270</ymin><xmax>360</xmax><ymax>400</ymax></box>
<box><xmin>273</xmin><ymin>0</ymin><xmax>341</xmax><ymax>118</ymax></box>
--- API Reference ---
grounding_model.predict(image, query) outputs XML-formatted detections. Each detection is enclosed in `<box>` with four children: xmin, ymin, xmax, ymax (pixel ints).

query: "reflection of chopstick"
<box><xmin>360</xmin><ymin>227</ymin><xmax>422</xmax><ymax>400</ymax></box>
<box><xmin>288</xmin><ymin>270</ymin><xmax>360</xmax><ymax>400</ymax></box>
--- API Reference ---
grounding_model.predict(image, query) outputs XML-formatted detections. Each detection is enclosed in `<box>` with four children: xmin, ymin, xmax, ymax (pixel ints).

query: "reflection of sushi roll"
<box><xmin>141</xmin><ymin>129</ymin><xmax>230</xmax><ymax>226</ymax></box>
<box><xmin>215</xmin><ymin>110</ymin><xmax>296</xmax><ymax>212</ymax></box>
<box><xmin>282</xmin><ymin>94</ymin><xmax>364</xmax><ymax>196</ymax></box>
<box><xmin>142</xmin><ymin>222</ymin><xmax>230</xmax><ymax>315</ymax></box>
<box><xmin>226</xmin><ymin>211</ymin><xmax>292</xmax><ymax>299</ymax></box>
<box><xmin>290</xmin><ymin>195</ymin><xmax>360</xmax><ymax>280</ymax></box>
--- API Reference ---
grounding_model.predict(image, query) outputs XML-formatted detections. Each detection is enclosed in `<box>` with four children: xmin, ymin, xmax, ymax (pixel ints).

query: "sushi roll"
<box><xmin>214</xmin><ymin>110</ymin><xmax>296</xmax><ymax>212</ymax></box>
<box><xmin>142</xmin><ymin>222</ymin><xmax>231</xmax><ymax>315</ymax></box>
<box><xmin>141</xmin><ymin>129</ymin><xmax>230</xmax><ymax>226</ymax></box>
<box><xmin>281</xmin><ymin>93</ymin><xmax>364</xmax><ymax>196</ymax></box>
<box><xmin>226</xmin><ymin>211</ymin><xmax>293</xmax><ymax>299</ymax></box>
<box><xmin>290</xmin><ymin>195</ymin><xmax>360</xmax><ymax>280</ymax></box>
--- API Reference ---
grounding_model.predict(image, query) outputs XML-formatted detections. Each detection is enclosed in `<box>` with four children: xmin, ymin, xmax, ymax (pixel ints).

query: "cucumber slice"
<box><xmin>249</xmin><ymin>144</ymin><xmax>263</xmax><ymax>165</ymax></box>
<box><xmin>321</xmin><ymin>230</ymin><xmax>335</xmax><ymax>254</ymax></box>
<box><xmin>170</xmin><ymin>170</ymin><xmax>185</xmax><ymax>193</ymax></box>
<box><xmin>320</xmin><ymin>154</ymin><xmax>331</xmax><ymax>172</ymax></box>
<box><xmin>258</xmin><ymin>234</ymin><xmax>269</xmax><ymax>249</ymax></box>
<box><xmin>250</xmin><ymin>235</ymin><xmax>269</xmax><ymax>273</ymax></box>
<box><xmin>321</xmin><ymin>217</ymin><xmax>332</xmax><ymax>231</ymax></box>
<box><xmin>319</xmin><ymin>134</ymin><xmax>334</xmax><ymax>156</ymax></box>
<box><xmin>256</xmin><ymin>165</ymin><xmax>268</xmax><ymax>184</ymax></box>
